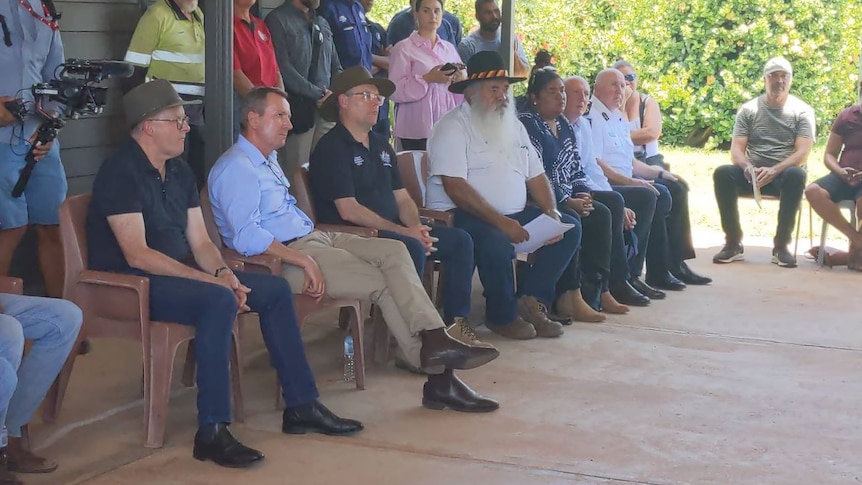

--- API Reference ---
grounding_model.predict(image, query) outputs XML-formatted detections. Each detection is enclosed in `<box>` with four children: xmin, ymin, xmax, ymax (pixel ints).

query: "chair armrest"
<box><xmin>315</xmin><ymin>224</ymin><xmax>378</xmax><ymax>238</ymax></box>
<box><xmin>0</xmin><ymin>277</ymin><xmax>23</xmax><ymax>295</ymax></box>
<box><xmin>419</xmin><ymin>209</ymin><xmax>453</xmax><ymax>227</ymax></box>
<box><xmin>78</xmin><ymin>270</ymin><xmax>149</xmax><ymax>293</ymax></box>
<box><xmin>76</xmin><ymin>270</ymin><xmax>150</xmax><ymax>324</ymax></box>
<box><xmin>221</xmin><ymin>249</ymin><xmax>281</xmax><ymax>275</ymax></box>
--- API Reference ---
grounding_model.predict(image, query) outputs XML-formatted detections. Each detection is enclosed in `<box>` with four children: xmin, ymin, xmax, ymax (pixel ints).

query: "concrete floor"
<box><xmin>18</xmin><ymin>243</ymin><xmax>862</xmax><ymax>485</ymax></box>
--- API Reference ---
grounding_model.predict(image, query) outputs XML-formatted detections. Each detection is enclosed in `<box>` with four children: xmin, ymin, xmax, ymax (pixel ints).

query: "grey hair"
<box><xmin>612</xmin><ymin>59</ymin><xmax>634</xmax><ymax>71</ymax></box>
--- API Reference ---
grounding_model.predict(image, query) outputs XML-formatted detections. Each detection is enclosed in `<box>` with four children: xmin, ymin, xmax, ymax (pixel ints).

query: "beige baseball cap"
<box><xmin>763</xmin><ymin>57</ymin><xmax>793</xmax><ymax>76</ymax></box>
<box><xmin>123</xmin><ymin>79</ymin><xmax>201</xmax><ymax>128</ymax></box>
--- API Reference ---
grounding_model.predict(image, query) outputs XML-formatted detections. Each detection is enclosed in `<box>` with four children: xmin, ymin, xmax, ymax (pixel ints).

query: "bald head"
<box><xmin>563</xmin><ymin>76</ymin><xmax>590</xmax><ymax>122</ymax></box>
<box><xmin>593</xmin><ymin>68</ymin><xmax>625</xmax><ymax>111</ymax></box>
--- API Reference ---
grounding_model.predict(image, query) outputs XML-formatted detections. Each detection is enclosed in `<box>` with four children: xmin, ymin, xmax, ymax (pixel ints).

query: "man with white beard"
<box><xmin>426</xmin><ymin>52</ymin><xmax>581</xmax><ymax>341</ymax></box>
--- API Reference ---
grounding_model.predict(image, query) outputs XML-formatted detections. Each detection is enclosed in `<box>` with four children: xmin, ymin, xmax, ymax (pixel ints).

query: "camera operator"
<box><xmin>0</xmin><ymin>0</ymin><xmax>66</xmax><ymax>299</ymax></box>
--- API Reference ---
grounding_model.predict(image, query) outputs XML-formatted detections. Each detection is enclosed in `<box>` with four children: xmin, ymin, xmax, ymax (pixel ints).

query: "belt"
<box><xmin>281</xmin><ymin>237</ymin><xmax>299</xmax><ymax>246</ymax></box>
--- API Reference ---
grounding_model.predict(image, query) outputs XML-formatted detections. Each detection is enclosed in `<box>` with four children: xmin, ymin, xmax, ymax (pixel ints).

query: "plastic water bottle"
<box><xmin>343</xmin><ymin>334</ymin><xmax>355</xmax><ymax>382</ymax></box>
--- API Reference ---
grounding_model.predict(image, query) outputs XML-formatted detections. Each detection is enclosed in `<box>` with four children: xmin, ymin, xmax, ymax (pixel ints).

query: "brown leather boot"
<box><xmin>600</xmin><ymin>290</ymin><xmax>629</xmax><ymax>314</ymax></box>
<box><xmin>419</xmin><ymin>328</ymin><xmax>499</xmax><ymax>374</ymax></box>
<box><xmin>6</xmin><ymin>437</ymin><xmax>57</xmax><ymax>474</ymax></box>
<box><xmin>557</xmin><ymin>290</ymin><xmax>605</xmax><ymax>323</ymax></box>
<box><xmin>517</xmin><ymin>296</ymin><xmax>564</xmax><ymax>338</ymax></box>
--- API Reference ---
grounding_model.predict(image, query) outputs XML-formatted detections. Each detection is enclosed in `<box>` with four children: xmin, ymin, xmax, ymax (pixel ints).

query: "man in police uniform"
<box><xmin>0</xmin><ymin>0</ymin><xmax>66</xmax><ymax>299</ymax></box>
<box><xmin>587</xmin><ymin>68</ymin><xmax>710</xmax><ymax>295</ymax></box>
<box><xmin>320</xmin><ymin>0</ymin><xmax>372</xmax><ymax>72</ymax></box>
<box><xmin>125</xmin><ymin>0</ymin><xmax>207</xmax><ymax>188</ymax></box>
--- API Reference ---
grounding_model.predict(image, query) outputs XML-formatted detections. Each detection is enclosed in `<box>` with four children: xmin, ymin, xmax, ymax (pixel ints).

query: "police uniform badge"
<box><xmin>601</xmin><ymin>112</ymin><xmax>609</xmax><ymax>121</ymax></box>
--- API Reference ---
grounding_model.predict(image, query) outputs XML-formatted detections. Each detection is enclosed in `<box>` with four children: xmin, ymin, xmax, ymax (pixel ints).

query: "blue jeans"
<box><xmin>0</xmin><ymin>294</ymin><xmax>82</xmax><ymax>438</ymax></box>
<box><xmin>144</xmin><ymin>271</ymin><xmax>319</xmax><ymax>427</ymax></box>
<box><xmin>0</xmin><ymin>141</ymin><xmax>67</xmax><ymax>228</ymax></box>
<box><xmin>452</xmin><ymin>207</ymin><xmax>580</xmax><ymax>325</ymax></box>
<box><xmin>378</xmin><ymin>225</ymin><xmax>474</xmax><ymax>323</ymax></box>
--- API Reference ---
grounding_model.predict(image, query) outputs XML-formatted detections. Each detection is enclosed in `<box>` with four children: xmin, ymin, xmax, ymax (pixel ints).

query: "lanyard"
<box><xmin>16</xmin><ymin>0</ymin><xmax>59</xmax><ymax>31</ymax></box>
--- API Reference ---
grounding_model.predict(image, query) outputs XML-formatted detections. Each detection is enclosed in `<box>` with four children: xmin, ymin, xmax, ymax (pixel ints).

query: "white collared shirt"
<box><xmin>571</xmin><ymin>117</ymin><xmax>612</xmax><ymax>192</ymax></box>
<box><xmin>585</xmin><ymin>97</ymin><xmax>636</xmax><ymax>178</ymax></box>
<box><xmin>426</xmin><ymin>103</ymin><xmax>545</xmax><ymax>215</ymax></box>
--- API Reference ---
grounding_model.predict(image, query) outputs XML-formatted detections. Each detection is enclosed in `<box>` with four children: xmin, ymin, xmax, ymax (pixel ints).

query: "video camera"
<box><xmin>7</xmin><ymin>59</ymin><xmax>133</xmax><ymax>197</ymax></box>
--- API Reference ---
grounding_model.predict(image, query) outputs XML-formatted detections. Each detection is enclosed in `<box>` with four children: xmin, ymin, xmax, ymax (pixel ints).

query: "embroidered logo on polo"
<box><xmin>380</xmin><ymin>151</ymin><xmax>392</xmax><ymax>167</ymax></box>
<box><xmin>353</xmin><ymin>155</ymin><xmax>364</xmax><ymax>166</ymax></box>
<box><xmin>338</xmin><ymin>15</ymin><xmax>347</xmax><ymax>22</ymax></box>
<box><xmin>257</xmin><ymin>30</ymin><xmax>268</xmax><ymax>42</ymax></box>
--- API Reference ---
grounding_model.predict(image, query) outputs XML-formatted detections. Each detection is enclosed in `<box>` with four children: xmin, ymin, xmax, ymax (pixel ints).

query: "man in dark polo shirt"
<box><xmin>87</xmin><ymin>80</ymin><xmax>362</xmax><ymax>469</ymax></box>
<box><xmin>309</xmin><ymin>67</ymin><xmax>488</xmax><ymax>349</ymax></box>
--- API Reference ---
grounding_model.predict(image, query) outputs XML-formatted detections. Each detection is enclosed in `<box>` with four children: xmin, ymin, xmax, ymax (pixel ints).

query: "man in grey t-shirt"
<box><xmin>712</xmin><ymin>57</ymin><xmax>815</xmax><ymax>268</ymax></box>
<box><xmin>457</xmin><ymin>0</ymin><xmax>529</xmax><ymax>77</ymax></box>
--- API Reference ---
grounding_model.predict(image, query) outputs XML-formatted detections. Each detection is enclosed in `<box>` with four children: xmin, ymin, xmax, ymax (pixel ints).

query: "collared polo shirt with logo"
<box><xmin>87</xmin><ymin>138</ymin><xmax>199</xmax><ymax>273</ymax></box>
<box><xmin>308</xmin><ymin>123</ymin><xmax>402</xmax><ymax>225</ymax></box>
<box><xmin>233</xmin><ymin>12</ymin><xmax>280</xmax><ymax>87</ymax></box>
<box><xmin>124</xmin><ymin>0</ymin><xmax>205</xmax><ymax>96</ymax></box>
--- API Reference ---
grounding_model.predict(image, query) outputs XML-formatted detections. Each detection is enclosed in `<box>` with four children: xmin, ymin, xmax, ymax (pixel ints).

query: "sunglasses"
<box><xmin>624</xmin><ymin>73</ymin><xmax>637</xmax><ymax>82</ymax></box>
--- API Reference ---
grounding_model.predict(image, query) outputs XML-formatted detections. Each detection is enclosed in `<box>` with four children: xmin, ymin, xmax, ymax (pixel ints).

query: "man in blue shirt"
<box><xmin>386</xmin><ymin>2</ymin><xmax>461</xmax><ymax>47</ymax></box>
<box><xmin>319</xmin><ymin>0</ymin><xmax>372</xmax><ymax>71</ymax></box>
<box><xmin>0</xmin><ymin>0</ymin><xmax>66</xmax><ymax>298</ymax></box>
<box><xmin>89</xmin><ymin>80</ymin><xmax>363</xmax><ymax>468</ymax></box>
<box><xmin>208</xmin><ymin>84</ymin><xmax>500</xmax><ymax>413</ymax></box>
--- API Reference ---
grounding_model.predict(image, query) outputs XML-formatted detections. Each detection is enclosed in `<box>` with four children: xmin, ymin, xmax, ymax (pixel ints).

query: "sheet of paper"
<box><xmin>512</xmin><ymin>214</ymin><xmax>576</xmax><ymax>254</ymax></box>
<box><xmin>749</xmin><ymin>166</ymin><xmax>762</xmax><ymax>209</ymax></box>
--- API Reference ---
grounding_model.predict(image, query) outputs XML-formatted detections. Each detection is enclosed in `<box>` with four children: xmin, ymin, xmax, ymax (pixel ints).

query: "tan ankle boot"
<box><xmin>600</xmin><ymin>291</ymin><xmax>629</xmax><ymax>314</ymax></box>
<box><xmin>568</xmin><ymin>289</ymin><xmax>605</xmax><ymax>322</ymax></box>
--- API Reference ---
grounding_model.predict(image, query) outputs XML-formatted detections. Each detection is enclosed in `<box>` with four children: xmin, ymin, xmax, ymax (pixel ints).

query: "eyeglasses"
<box><xmin>347</xmin><ymin>91</ymin><xmax>386</xmax><ymax>104</ymax></box>
<box><xmin>148</xmin><ymin>116</ymin><xmax>190</xmax><ymax>130</ymax></box>
<box><xmin>624</xmin><ymin>73</ymin><xmax>637</xmax><ymax>82</ymax></box>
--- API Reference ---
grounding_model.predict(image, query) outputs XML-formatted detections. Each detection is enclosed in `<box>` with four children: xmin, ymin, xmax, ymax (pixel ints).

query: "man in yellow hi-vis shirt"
<box><xmin>124</xmin><ymin>0</ymin><xmax>207</xmax><ymax>188</ymax></box>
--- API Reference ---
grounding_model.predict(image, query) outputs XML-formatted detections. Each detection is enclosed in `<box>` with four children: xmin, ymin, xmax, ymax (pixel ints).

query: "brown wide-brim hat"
<box><xmin>123</xmin><ymin>79</ymin><xmax>201</xmax><ymax>129</ymax></box>
<box><xmin>449</xmin><ymin>51</ymin><xmax>527</xmax><ymax>94</ymax></box>
<box><xmin>319</xmin><ymin>66</ymin><xmax>396</xmax><ymax>122</ymax></box>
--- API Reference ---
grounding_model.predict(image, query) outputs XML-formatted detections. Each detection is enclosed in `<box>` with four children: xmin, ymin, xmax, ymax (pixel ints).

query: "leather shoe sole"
<box><xmin>422</xmin><ymin>397</ymin><xmax>500</xmax><ymax>413</ymax></box>
<box><xmin>421</xmin><ymin>346</ymin><xmax>500</xmax><ymax>374</ymax></box>
<box><xmin>282</xmin><ymin>422</ymin><xmax>364</xmax><ymax>436</ymax></box>
<box><xmin>646</xmin><ymin>279</ymin><xmax>686</xmax><ymax>291</ymax></box>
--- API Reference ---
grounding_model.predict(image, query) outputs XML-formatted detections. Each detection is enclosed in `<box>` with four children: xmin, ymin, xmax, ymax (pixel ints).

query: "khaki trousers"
<box><xmin>280</xmin><ymin>115</ymin><xmax>335</xmax><ymax>176</ymax></box>
<box><xmin>282</xmin><ymin>231</ymin><xmax>443</xmax><ymax>368</ymax></box>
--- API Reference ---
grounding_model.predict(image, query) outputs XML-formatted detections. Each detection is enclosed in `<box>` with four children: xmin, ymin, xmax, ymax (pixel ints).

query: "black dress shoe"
<box><xmin>629</xmin><ymin>277</ymin><xmax>666</xmax><ymax>300</ymax></box>
<box><xmin>283</xmin><ymin>400</ymin><xmax>364</xmax><ymax>436</ymax></box>
<box><xmin>646</xmin><ymin>272</ymin><xmax>686</xmax><ymax>291</ymax></box>
<box><xmin>608</xmin><ymin>281</ymin><xmax>650</xmax><ymax>307</ymax></box>
<box><xmin>671</xmin><ymin>262</ymin><xmax>712</xmax><ymax>285</ymax></box>
<box><xmin>193</xmin><ymin>423</ymin><xmax>264</xmax><ymax>468</ymax></box>
<box><xmin>422</xmin><ymin>369</ymin><xmax>499</xmax><ymax>413</ymax></box>
<box><xmin>419</xmin><ymin>328</ymin><xmax>499</xmax><ymax>374</ymax></box>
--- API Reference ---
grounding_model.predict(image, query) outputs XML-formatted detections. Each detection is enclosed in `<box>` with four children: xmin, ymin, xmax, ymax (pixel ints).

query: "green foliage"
<box><xmin>370</xmin><ymin>0</ymin><xmax>862</xmax><ymax>147</ymax></box>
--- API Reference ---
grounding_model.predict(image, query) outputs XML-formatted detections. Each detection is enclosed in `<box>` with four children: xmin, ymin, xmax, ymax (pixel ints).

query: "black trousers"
<box><xmin>591</xmin><ymin>190</ymin><xmax>629</xmax><ymax>286</ymax></box>
<box><xmin>613</xmin><ymin>185</ymin><xmax>660</xmax><ymax>277</ymax></box>
<box><xmin>654</xmin><ymin>177</ymin><xmax>696</xmax><ymax>265</ymax></box>
<box><xmin>713</xmin><ymin>164</ymin><xmax>806</xmax><ymax>247</ymax></box>
<box><xmin>557</xmin><ymin>199</ymin><xmax>612</xmax><ymax>296</ymax></box>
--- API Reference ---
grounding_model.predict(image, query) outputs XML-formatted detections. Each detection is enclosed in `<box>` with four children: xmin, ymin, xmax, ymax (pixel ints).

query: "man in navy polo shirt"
<box><xmin>309</xmin><ymin>67</ymin><xmax>491</xmax><ymax>350</ymax></box>
<box><xmin>319</xmin><ymin>0</ymin><xmax>372</xmax><ymax>71</ymax></box>
<box><xmin>87</xmin><ymin>80</ymin><xmax>362</xmax><ymax>469</ymax></box>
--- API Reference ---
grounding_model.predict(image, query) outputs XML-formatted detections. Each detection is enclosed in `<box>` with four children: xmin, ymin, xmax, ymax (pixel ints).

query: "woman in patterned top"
<box><xmin>519</xmin><ymin>67</ymin><xmax>627</xmax><ymax>321</ymax></box>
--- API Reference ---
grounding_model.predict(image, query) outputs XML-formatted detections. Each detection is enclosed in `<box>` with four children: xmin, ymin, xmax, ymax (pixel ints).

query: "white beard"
<box><xmin>470</xmin><ymin>96</ymin><xmax>517</xmax><ymax>154</ymax></box>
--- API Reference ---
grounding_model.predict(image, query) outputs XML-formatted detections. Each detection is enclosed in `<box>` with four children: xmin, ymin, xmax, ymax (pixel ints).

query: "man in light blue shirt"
<box><xmin>0</xmin><ymin>0</ymin><xmax>66</xmax><ymax>297</ymax></box>
<box><xmin>209</xmin><ymin>86</ymin><xmax>500</xmax><ymax>413</ymax></box>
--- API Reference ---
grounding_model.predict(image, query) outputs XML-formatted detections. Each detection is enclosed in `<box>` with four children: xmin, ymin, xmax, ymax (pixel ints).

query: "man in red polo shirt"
<box><xmin>233</xmin><ymin>0</ymin><xmax>285</xmax><ymax>134</ymax></box>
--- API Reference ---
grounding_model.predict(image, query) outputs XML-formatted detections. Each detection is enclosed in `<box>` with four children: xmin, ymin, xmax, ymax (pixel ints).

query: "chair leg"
<box><xmin>181</xmin><ymin>340</ymin><xmax>196</xmax><ymax>388</ymax></box>
<box><xmin>370</xmin><ymin>305</ymin><xmax>390</xmax><ymax>365</ymax></box>
<box><xmin>818</xmin><ymin>219</ymin><xmax>828</xmax><ymax>267</ymax></box>
<box><xmin>348</xmin><ymin>303</ymin><xmax>365</xmax><ymax>390</ymax></box>
<box><xmin>793</xmin><ymin>204</ymin><xmax>802</xmax><ymax>256</ymax></box>
<box><xmin>337</xmin><ymin>307</ymin><xmax>351</xmax><ymax>330</ymax></box>
<box><xmin>145</xmin><ymin>329</ymin><xmax>177</xmax><ymax>449</ymax></box>
<box><xmin>41</xmin><ymin>334</ymin><xmax>82</xmax><ymax>424</ymax></box>
<box><xmin>230</xmin><ymin>326</ymin><xmax>245</xmax><ymax>423</ymax></box>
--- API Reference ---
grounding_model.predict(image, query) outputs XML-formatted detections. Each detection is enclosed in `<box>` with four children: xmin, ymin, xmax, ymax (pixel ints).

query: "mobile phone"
<box><xmin>440</xmin><ymin>62</ymin><xmax>465</xmax><ymax>73</ymax></box>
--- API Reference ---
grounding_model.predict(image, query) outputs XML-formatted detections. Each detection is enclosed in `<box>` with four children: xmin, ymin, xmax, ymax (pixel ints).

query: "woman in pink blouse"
<box><xmin>388</xmin><ymin>0</ymin><xmax>466</xmax><ymax>150</ymax></box>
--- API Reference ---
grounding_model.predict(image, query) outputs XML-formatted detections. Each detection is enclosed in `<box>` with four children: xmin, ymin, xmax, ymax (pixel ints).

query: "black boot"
<box><xmin>422</xmin><ymin>369</ymin><xmax>499</xmax><ymax>413</ymax></box>
<box><xmin>608</xmin><ymin>280</ymin><xmax>650</xmax><ymax>307</ymax></box>
<box><xmin>671</xmin><ymin>261</ymin><xmax>712</xmax><ymax>285</ymax></box>
<box><xmin>645</xmin><ymin>271</ymin><xmax>686</xmax><ymax>291</ymax></box>
<box><xmin>192</xmin><ymin>423</ymin><xmax>264</xmax><ymax>468</ymax></box>
<box><xmin>282</xmin><ymin>400</ymin><xmax>364</xmax><ymax>436</ymax></box>
<box><xmin>629</xmin><ymin>276</ymin><xmax>666</xmax><ymax>300</ymax></box>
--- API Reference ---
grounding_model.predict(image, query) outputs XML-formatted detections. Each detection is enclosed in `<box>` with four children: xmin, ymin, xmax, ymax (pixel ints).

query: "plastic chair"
<box><xmin>740</xmin><ymin>193</ymin><xmax>813</xmax><ymax>257</ymax></box>
<box><xmin>817</xmin><ymin>199</ymin><xmax>857</xmax><ymax>267</ymax></box>
<box><xmin>198</xmin><ymin>188</ymin><xmax>367</xmax><ymax>393</ymax></box>
<box><xmin>50</xmin><ymin>194</ymin><xmax>245</xmax><ymax>448</ymax></box>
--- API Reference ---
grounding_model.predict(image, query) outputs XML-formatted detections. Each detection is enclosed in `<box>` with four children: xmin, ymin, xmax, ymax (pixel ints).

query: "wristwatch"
<box><xmin>214</xmin><ymin>266</ymin><xmax>231</xmax><ymax>277</ymax></box>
